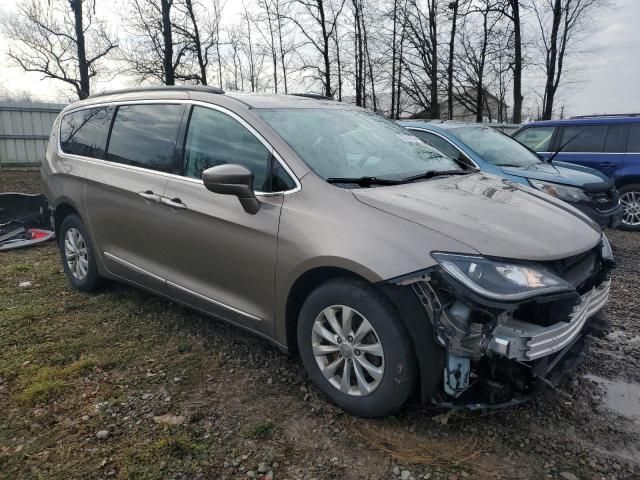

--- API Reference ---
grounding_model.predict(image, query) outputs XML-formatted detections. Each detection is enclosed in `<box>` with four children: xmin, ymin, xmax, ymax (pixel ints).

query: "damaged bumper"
<box><xmin>392</xmin><ymin>242</ymin><xmax>614</xmax><ymax>407</ymax></box>
<box><xmin>487</xmin><ymin>279</ymin><xmax>610</xmax><ymax>361</ymax></box>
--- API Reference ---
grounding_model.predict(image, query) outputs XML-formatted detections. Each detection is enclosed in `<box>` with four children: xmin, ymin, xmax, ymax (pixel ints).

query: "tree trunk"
<box><xmin>543</xmin><ymin>0</ymin><xmax>562</xmax><ymax>120</ymax></box>
<box><xmin>447</xmin><ymin>1</ymin><xmax>458</xmax><ymax>120</ymax></box>
<box><xmin>428</xmin><ymin>0</ymin><xmax>438</xmax><ymax>118</ymax></box>
<box><xmin>360</xmin><ymin>1</ymin><xmax>377</xmax><ymax>111</ymax></box>
<box><xmin>275</xmin><ymin>2</ymin><xmax>288</xmax><ymax>93</ymax></box>
<box><xmin>161</xmin><ymin>0</ymin><xmax>174</xmax><ymax>85</ymax></box>
<box><xmin>353</xmin><ymin>0</ymin><xmax>363</xmax><ymax>106</ymax></box>
<box><xmin>390</xmin><ymin>0</ymin><xmax>398</xmax><ymax>117</ymax></box>
<box><xmin>333</xmin><ymin>27</ymin><xmax>343</xmax><ymax>101</ymax></box>
<box><xmin>185</xmin><ymin>0</ymin><xmax>207</xmax><ymax>84</ymax></box>
<box><xmin>510</xmin><ymin>0</ymin><xmax>522</xmax><ymax>123</ymax></box>
<box><xmin>70</xmin><ymin>0</ymin><xmax>90</xmax><ymax>99</ymax></box>
<box><xmin>318</xmin><ymin>0</ymin><xmax>332</xmax><ymax>97</ymax></box>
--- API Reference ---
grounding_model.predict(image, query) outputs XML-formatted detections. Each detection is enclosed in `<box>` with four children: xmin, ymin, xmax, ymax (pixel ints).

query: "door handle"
<box><xmin>138</xmin><ymin>191</ymin><xmax>161</xmax><ymax>203</ymax></box>
<box><xmin>160</xmin><ymin>197</ymin><xmax>187</xmax><ymax>209</ymax></box>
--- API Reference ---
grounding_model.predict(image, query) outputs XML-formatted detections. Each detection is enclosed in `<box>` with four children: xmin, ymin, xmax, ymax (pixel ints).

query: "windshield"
<box><xmin>449</xmin><ymin>126</ymin><xmax>541</xmax><ymax>168</ymax></box>
<box><xmin>255</xmin><ymin>108</ymin><xmax>461</xmax><ymax>181</ymax></box>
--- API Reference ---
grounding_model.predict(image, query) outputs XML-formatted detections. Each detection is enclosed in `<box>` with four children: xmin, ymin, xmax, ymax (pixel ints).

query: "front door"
<box><xmin>161</xmin><ymin>105</ymin><xmax>285</xmax><ymax>336</ymax></box>
<box><xmin>85</xmin><ymin>103</ymin><xmax>186</xmax><ymax>292</ymax></box>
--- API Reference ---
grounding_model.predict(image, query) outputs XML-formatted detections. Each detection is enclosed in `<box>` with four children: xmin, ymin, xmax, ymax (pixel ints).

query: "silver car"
<box><xmin>43</xmin><ymin>86</ymin><xmax>614</xmax><ymax>417</ymax></box>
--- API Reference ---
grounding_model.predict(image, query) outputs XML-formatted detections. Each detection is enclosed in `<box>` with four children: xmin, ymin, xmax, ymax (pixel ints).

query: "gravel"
<box><xmin>1</xmin><ymin>172</ymin><xmax>638</xmax><ymax>479</ymax></box>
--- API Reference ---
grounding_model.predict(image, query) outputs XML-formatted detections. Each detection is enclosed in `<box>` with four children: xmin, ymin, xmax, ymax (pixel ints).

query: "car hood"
<box><xmin>500</xmin><ymin>161</ymin><xmax>608</xmax><ymax>188</ymax></box>
<box><xmin>353</xmin><ymin>173</ymin><xmax>601</xmax><ymax>261</ymax></box>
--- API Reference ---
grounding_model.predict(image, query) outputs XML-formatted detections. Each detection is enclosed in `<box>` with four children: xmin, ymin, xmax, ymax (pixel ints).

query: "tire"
<box><xmin>58</xmin><ymin>213</ymin><xmax>103</xmax><ymax>291</ymax></box>
<box><xmin>619</xmin><ymin>183</ymin><xmax>640</xmax><ymax>231</ymax></box>
<box><xmin>297</xmin><ymin>277</ymin><xmax>416</xmax><ymax>417</ymax></box>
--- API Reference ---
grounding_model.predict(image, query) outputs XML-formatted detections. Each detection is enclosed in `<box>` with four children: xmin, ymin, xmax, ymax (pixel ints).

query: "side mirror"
<box><xmin>202</xmin><ymin>164</ymin><xmax>260</xmax><ymax>214</ymax></box>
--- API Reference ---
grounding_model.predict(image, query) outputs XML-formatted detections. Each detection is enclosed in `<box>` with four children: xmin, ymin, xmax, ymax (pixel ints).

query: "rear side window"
<box><xmin>411</xmin><ymin>130</ymin><xmax>460</xmax><ymax>159</ymax></box>
<box><xmin>183</xmin><ymin>106</ymin><xmax>273</xmax><ymax>191</ymax></box>
<box><xmin>604</xmin><ymin>125</ymin><xmax>627</xmax><ymax>153</ymax></box>
<box><xmin>60</xmin><ymin>106</ymin><xmax>114</xmax><ymax>158</ymax></box>
<box><xmin>558</xmin><ymin>125</ymin><xmax>607</xmax><ymax>152</ymax></box>
<box><xmin>513</xmin><ymin>126</ymin><xmax>554</xmax><ymax>152</ymax></box>
<box><xmin>628</xmin><ymin>124</ymin><xmax>640</xmax><ymax>152</ymax></box>
<box><xmin>106</xmin><ymin>104</ymin><xmax>184</xmax><ymax>173</ymax></box>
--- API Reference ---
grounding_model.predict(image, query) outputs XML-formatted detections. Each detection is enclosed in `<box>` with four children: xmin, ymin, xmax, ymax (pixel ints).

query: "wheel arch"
<box><xmin>615</xmin><ymin>176</ymin><xmax>640</xmax><ymax>189</ymax></box>
<box><xmin>52</xmin><ymin>199</ymin><xmax>82</xmax><ymax>237</ymax></box>
<box><xmin>283</xmin><ymin>266</ymin><xmax>373</xmax><ymax>354</ymax></box>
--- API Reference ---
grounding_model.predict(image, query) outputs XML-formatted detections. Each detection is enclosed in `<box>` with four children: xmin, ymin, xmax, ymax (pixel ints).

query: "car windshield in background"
<box><xmin>255</xmin><ymin>108</ymin><xmax>462</xmax><ymax>183</ymax></box>
<box><xmin>450</xmin><ymin>126</ymin><xmax>542</xmax><ymax>168</ymax></box>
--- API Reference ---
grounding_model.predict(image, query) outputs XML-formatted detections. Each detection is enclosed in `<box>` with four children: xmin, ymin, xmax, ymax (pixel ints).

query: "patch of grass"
<box><xmin>19</xmin><ymin>357</ymin><xmax>97</xmax><ymax>404</ymax></box>
<box><xmin>19</xmin><ymin>379</ymin><xmax>65</xmax><ymax>404</ymax></box>
<box><xmin>244</xmin><ymin>419</ymin><xmax>275</xmax><ymax>439</ymax></box>
<box><xmin>176</xmin><ymin>341</ymin><xmax>193</xmax><ymax>354</ymax></box>
<box><xmin>153</xmin><ymin>433</ymin><xmax>203</xmax><ymax>459</ymax></box>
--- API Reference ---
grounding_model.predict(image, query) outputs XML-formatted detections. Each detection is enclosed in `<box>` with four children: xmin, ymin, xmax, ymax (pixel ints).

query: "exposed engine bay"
<box><xmin>389</xmin><ymin>237</ymin><xmax>615</xmax><ymax>408</ymax></box>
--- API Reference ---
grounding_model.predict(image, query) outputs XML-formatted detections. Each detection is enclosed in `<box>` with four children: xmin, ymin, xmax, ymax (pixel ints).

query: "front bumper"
<box><xmin>487</xmin><ymin>279</ymin><xmax>610</xmax><ymax>361</ymax></box>
<box><xmin>572</xmin><ymin>202</ymin><xmax>622</xmax><ymax>229</ymax></box>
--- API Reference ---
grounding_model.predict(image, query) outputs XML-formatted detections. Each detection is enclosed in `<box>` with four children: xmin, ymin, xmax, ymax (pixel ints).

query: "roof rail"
<box><xmin>571</xmin><ymin>113</ymin><xmax>640</xmax><ymax>119</ymax></box>
<box><xmin>89</xmin><ymin>85</ymin><xmax>225</xmax><ymax>98</ymax></box>
<box><xmin>289</xmin><ymin>92</ymin><xmax>334</xmax><ymax>100</ymax></box>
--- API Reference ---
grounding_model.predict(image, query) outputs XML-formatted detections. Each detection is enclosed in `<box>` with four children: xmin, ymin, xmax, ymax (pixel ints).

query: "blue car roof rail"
<box><xmin>570</xmin><ymin>113</ymin><xmax>640</xmax><ymax>119</ymax></box>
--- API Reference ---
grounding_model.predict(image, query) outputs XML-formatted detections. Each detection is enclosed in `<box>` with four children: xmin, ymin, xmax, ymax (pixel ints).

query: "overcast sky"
<box><xmin>0</xmin><ymin>0</ymin><xmax>638</xmax><ymax>118</ymax></box>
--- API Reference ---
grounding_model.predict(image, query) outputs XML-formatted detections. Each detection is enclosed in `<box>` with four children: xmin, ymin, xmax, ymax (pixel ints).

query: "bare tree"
<box><xmin>253</xmin><ymin>0</ymin><xmax>297</xmax><ymax>93</ymax></box>
<box><xmin>2</xmin><ymin>0</ymin><xmax>117</xmax><ymax>99</ymax></box>
<box><xmin>288</xmin><ymin>0</ymin><xmax>346</xmax><ymax>97</ymax></box>
<box><xmin>172</xmin><ymin>0</ymin><xmax>223</xmax><ymax>85</ymax></box>
<box><xmin>445</xmin><ymin>0</ymin><xmax>464</xmax><ymax>120</ymax></box>
<box><xmin>224</xmin><ymin>24</ymin><xmax>246</xmax><ymax>90</ymax></box>
<box><xmin>504</xmin><ymin>0</ymin><xmax>523</xmax><ymax>123</ymax></box>
<box><xmin>452</xmin><ymin>0</ymin><xmax>506</xmax><ymax>122</ymax></box>
<box><xmin>401</xmin><ymin>0</ymin><xmax>440</xmax><ymax>118</ymax></box>
<box><xmin>532</xmin><ymin>0</ymin><xmax>602</xmax><ymax>120</ymax></box>
<box><xmin>122</xmin><ymin>0</ymin><xmax>188</xmax><ymax>85</ymax></box>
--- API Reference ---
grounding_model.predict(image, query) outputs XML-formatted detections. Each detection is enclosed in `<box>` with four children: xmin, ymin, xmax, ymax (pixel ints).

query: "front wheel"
<box><xmin>619</xmin><ymin>184</ymin><xmax>640</xmax><ymax>231</ymax></box>
<box><xmin>297</xmin><ymin>278</ymin><xmax>416</xmax><ymax>417</ymax></box>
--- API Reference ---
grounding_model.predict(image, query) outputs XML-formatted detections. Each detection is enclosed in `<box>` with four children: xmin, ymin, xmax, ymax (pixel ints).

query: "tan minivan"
<box><xmin>44</xmin><ymin>86</ymin><xmax>614</xmax><ymax>417</ymax></box>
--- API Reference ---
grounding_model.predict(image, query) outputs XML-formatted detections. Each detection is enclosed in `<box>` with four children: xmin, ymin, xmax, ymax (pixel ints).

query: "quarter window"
<box><xmin>628</xmin><ymin>124</ymin><xmax>640</xmax><ymax>152</ymax></box>
<box><xmin>411</xmin><ymin>130</ymin><xmax>460</xmax><ymax>159</ymax></box>
<box><xmin>106</xmin><ymin>104</ymin><xmax>184</xmax><ymax>173</ymax></box>
<box><xmin>513</xmin><ymin>126</ymin><xmax>555</xmax><ymax>152</ymax></box>
<box><xmin>183</xmin><ymin>106</ymin><xmax>273</xmax><ymax>191</ymax></box>
<box><xmin>557</xmin><ymin>125</ymin><xmax>607</xmax><ymax>153</ymax></box>
<box><xmin>60</xmin><ymin>106</ymin><xmax>114</xmax><ymax>158</ymax></box>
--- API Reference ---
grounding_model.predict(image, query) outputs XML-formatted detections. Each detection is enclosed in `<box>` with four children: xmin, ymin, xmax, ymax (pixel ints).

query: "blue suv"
<box><xmin>399</xmin><ymin>120</ymin><xmax>622</xmax><ymax>229</ymax></box>
<box><xmin>513</xmin><ymin>116</ymin><xmax>640</xmax><ymax>230</ymax></box>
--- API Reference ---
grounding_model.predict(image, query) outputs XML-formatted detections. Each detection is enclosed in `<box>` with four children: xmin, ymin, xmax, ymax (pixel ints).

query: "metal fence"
<box><xmin>0</xmin><ymin>101</ymin><xmax>65</xmax><ymax>169</ymax></box>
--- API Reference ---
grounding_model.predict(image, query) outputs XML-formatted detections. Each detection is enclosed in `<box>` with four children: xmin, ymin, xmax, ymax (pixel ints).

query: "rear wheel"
<box><xmin>297</xmin><ymin>278</ymin><xmax>416</xmax><ymax>417</ymax></box>
<box><xmin>619</xmin><ymin>184</ymin><xmax>640</xmax><ymax>231</ymax></box>
<box><xmin>59</xmin><ymin>214</ymin><xmax>103</xmax><ymax>291</ymax></box>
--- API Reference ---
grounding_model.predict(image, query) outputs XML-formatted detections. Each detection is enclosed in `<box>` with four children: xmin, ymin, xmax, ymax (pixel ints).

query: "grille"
<box><xmin>587</xmin><ymin>187</ymin><xmax>620</xmax><ymax>213</ymax></box>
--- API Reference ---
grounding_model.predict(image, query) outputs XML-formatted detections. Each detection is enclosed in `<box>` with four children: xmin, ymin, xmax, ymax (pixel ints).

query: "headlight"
<box><xmin>601</xmin><ymin>233</ymin><xmax>614</xmax><ymax>262</ymax></box>
<box><xmin>529</xmin><ymin>179</ymin><xmax>589</xmax><ymax>202</ymax></box>
<box><xmin>432</xmin><ymin>252</ymin><xmax>574</xmax><ymax>301</ymax></box>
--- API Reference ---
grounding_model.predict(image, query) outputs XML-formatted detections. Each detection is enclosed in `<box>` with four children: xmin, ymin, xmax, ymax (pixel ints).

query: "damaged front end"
<box><xmin>390</xmin><ymin>235</ymin><xmax>615</xmax><ymax>408</ymax></box>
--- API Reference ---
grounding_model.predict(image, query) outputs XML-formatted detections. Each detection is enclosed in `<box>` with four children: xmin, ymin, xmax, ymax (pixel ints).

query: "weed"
<box><xmin>245</xmin><ymin>419</ymin><xmax>274</xmax><ymax>439</ymax></box>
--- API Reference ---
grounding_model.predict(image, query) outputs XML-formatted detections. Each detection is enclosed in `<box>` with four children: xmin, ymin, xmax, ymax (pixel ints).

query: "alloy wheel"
<box><xmin>64</xmin><ymin>227</ymin><xmax>89</xmax><ymax>280</ymax></box>
<box><xmin>620</xmin><ymin>191</ymin><xmax>640</xmax><ymax>227</ymax></box>
<box><xmin>311</xmin><ymin>305</ymin><xmax>385</xmax><ymax>396</ymax></box>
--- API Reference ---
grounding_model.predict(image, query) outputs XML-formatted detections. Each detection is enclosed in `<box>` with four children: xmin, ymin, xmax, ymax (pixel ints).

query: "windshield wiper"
<box><xmin>326</xmin><ymin>176</ymin><xmax>404</xmax><ymax>187</ymax></box>
<box><xmin>548</xmin><ymin>132</ymin><xmax>582</xmax><ymax>163</ymax></box>
<box><xmin>400</xmin><ymin>169</ymin><xmax>471</xmax><ymax>183</ymax></box>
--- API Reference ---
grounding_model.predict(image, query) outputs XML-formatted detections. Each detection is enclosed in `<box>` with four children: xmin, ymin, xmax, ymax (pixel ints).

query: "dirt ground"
<box><xmin>1</xmin><ymin>170</ymin><xmax>639</xmax><ymax>480</ymax></box>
